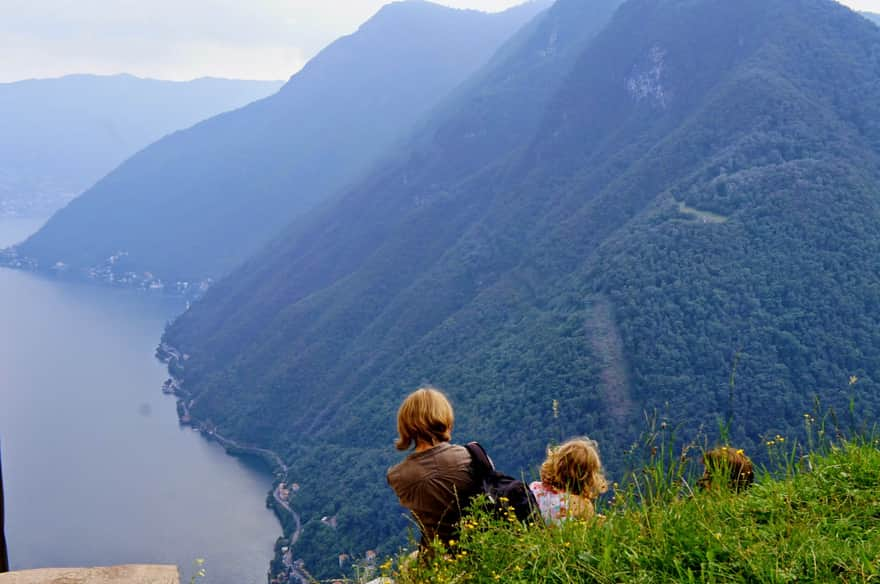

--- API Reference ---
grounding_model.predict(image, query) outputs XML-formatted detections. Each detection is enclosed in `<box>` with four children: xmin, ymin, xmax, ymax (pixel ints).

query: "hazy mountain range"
<box><xmin>0</xmin><ymin>74</ymin><xmax>282</xmax><ymax>217</ymax></box>
<box><xmin>13</xmin><ymin>1</ymin><xmax>549</xmax><ymax>283</ymax></box>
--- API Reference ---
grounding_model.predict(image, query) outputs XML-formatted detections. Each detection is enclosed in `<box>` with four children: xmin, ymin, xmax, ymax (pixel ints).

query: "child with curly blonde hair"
<box><xmin>530</xmin><ymin>437</ymin><xmax>608</xmax><ymax>524</ymax></box>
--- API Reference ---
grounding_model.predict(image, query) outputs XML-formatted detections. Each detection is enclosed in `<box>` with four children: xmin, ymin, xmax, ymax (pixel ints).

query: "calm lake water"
<box><xmin>0</xmin><ymin>217</ymin><xmax>279</xmax><ymax>583</ymax></box>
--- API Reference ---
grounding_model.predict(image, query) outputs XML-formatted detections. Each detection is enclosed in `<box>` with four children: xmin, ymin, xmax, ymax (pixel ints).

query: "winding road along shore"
<box><xmin>156</xmin><ymin>343</ymin><xmax>308</xmax><ymax>583</ymax></box>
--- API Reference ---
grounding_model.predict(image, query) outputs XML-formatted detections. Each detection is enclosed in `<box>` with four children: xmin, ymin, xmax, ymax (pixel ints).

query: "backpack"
<box><xmin>465</xmin><ymin>442</ymin><xmax>538</xmax><ymax>523</ymax></box>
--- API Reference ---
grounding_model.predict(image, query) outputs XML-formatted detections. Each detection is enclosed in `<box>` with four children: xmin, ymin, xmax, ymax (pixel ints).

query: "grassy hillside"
<box><xmin>163</xmin><ymin>0</ymin><xmax>880</xmax><ymax>577</ymax></box>
<box><xmin>389</xmin><ymin>439</ymin><xmax>880</xmax><ymax>583</ymax></box>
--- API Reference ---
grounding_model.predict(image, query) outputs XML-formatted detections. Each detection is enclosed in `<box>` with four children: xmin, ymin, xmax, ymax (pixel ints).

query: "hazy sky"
<box><xmin>1</xmin><ymin>0</ymin><xmax>877</xmax><ymax>83</ymax></box>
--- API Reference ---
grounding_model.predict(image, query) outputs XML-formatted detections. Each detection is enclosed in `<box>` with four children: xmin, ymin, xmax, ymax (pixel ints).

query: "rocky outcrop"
<box><xmin>0</xmin><ymin>565</ymin><xmax>179</xmax><ymax>584</ymax></box>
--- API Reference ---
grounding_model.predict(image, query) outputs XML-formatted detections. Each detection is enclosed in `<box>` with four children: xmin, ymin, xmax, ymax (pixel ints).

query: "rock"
<box><xmin>0</xmin><ymin>564</ymin><xmax>179</xmax><ymax>584</ymax></box>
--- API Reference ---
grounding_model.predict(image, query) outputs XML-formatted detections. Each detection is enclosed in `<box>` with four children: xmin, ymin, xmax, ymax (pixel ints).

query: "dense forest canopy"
<box><xmin>12</xmin><ymin>1</ymin><xmax>546</xmax><ymax>283</ymax></box>
<box><xmin>162</xmin><ymin>0</ymin><xmax>880</xmax><ymax>577</ymax></box>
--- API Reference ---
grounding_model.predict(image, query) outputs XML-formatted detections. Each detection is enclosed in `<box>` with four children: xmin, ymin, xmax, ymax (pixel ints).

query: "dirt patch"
<box><xmin>585</xmin><ymin>296</ymin><xmax>634</xmax><ymax>422</ymax></box>
<box><xmin>676</xmin><ymin>200</ymin><xmax>728</xmax><ymax>224</ymax></box>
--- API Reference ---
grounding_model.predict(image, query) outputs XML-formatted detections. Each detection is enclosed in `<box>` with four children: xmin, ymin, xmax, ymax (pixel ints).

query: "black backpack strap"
<box><xmin>1</xmin><ymin>441</ymin><xmax>8</xmax><ymax>573</ymax></box>
<box><xmin>465</xmin><ymin>441</ymin><xmax>495</xmax><ymax>478</ymax></box>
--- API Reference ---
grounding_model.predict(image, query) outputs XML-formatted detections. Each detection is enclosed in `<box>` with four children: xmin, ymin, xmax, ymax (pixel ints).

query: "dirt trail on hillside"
<box><xmin>585</xmin><ymin>296</ymin><xmax>634</xmax><ymax>422</ymax></box>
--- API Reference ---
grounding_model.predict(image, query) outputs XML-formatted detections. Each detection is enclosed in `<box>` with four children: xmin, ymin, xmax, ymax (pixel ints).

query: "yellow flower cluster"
<box><xmin>766</xmin><ymin>435</ymin><xmax>785</xmax><ymax>447</ymax></box>
<box><xmin>460</xmin><ymin>518</ymin><xmax>479</xmax><ymax>531</ymax></box>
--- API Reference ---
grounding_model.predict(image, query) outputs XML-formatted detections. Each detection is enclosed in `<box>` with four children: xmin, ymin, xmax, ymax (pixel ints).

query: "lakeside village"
<box><xmin>158</xmin><ymin>344</ymin><xmax>383</xmax><ymax>584</ymax></box>
<box><xmin>0</xmin><ymin>246</ymin><xmax>213</xmax><ymax>298</ymax></box>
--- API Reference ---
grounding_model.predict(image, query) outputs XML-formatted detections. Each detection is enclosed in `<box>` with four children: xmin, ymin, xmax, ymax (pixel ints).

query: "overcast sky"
<box><xmin>1</xmin><ymin>0</ymin><xmax>877</xmax><ymax>83</ymax></box>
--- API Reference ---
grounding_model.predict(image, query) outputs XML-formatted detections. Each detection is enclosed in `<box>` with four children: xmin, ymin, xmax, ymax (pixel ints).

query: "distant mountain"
<box><xmin>162</xmin><ymin>0</ymin><xmax>880</xmax><ymax>577</ymax></box>
<box><xmin>0</xmin><ymin>74</ymin><xmax>282</xmax><ymax>217</ymax></box>
<box><xmin>13</xmin><ymin>1</ymin><xmax>549</xmax><ymax>285</ymax></box>
<box><xmin>863</xmin><ymin>11</ymin><xmax>880</xmax><ymax>25</ymax></box>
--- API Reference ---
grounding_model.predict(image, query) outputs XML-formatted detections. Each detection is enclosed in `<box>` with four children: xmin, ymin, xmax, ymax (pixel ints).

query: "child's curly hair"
<box><xmin>540</xmin><ymin>437</ymin><xmax>608</xmax><ymax>499</ymax></box>
<box><xmin>698</xmin><ymin>447</ymin><xmax>754</xmax><ymax>492</ymax></box>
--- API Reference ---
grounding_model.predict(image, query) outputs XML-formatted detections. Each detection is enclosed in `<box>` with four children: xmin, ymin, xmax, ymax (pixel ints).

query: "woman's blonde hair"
<box><xmin>395</xmin><ymin>387</ymin><xmax>454</xmax><ymax>451</ymax></box>
<box><xmin>540</xmin><ymin>437</ymin><xmax>608</xmax><ymax>498</ymax></box>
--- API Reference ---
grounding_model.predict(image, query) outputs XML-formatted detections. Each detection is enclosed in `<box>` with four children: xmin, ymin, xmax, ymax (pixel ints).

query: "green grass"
<box><xmin>381</xmin><ymin>440</ymin><xmax>880</xmax><ymax>583</ymax></box>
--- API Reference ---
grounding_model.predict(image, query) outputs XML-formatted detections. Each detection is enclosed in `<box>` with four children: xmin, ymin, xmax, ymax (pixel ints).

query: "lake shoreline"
<box><xmin>1</xmin><ymin>217</ymin><xmax>278</xmax><ymax>584</ymax></box>
<box><xmin>156</xmin><ymin>342</ymin><xmax>299</xmax><ymax>583</ymax></box>
<box><xmin>0</xmin><ymin>251</ymin><xmax>211</xmax><ymax>301</ymax></box>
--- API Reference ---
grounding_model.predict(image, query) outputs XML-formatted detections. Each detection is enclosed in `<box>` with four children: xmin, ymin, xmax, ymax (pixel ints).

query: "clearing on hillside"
<box><xmin>676</xmin><ymin>200</ymin><xmax>729</xmax><ymax>224</ymax></box>
<box><xmin>585</xmin><ymin>296</ymin><xmax>633</xmax><ymax>422</ymax></box>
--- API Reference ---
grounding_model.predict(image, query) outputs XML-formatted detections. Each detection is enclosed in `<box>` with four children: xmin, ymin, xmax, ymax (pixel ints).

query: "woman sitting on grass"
<box><xmin>697</xmin><ymin>446</ymin><xmax>754</xmax><ymax>492</ymax></box>
<box><xmin>530</xmin><ymin>437</ymin><xmax>608</xmax><ymax>524</ymax></box>
<box><xmin>387</xmin><ymin>387</ymin><xmax>480</xmax><ymax>552</ymax></box>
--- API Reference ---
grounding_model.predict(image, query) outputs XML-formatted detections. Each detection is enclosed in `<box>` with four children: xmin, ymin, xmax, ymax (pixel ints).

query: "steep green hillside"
<box><xmin>13</xmin><ymin>1</ymin><xmax>546</xmax><ymax>283</ymax></box>
<box><xmin>164</xmin><ymin>0</ymin><xmax>880</xmax><ymax>577</ymax></box>
<box><xmin>165</xmin><ymin>0</ymin><xmax>622</xmax><ymax>389</ymax></box>
<box><xmin>0</xmin><ymin>75</ymin><xmax>282</xmax><ymax>218</ymax></box>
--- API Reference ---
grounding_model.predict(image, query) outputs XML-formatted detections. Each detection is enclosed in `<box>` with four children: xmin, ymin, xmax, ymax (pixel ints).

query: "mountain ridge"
<box><xmin>13</xmin><ymin>0</ymin><xmax>548</xmax><ymax>283</ymax></box>
<box><xmin>0</xmin><ymin>74</ymin><xmax>282</xmax><ymax>218</ymax></box>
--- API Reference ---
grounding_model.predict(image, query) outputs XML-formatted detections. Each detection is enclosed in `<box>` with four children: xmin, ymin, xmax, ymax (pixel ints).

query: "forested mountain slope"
<box><xmin>166</xmin><ymin>0</ymin><xmax>622</xmax><ymax>377</ymax></box>
<box><xmin>0</xmin><ymin>75</ymin><xmax>282</xmax><ymax>217</ymax></box>
<box><xmin>165</xmin><ymin>0</ymin><xmax>880</xmax><ymax>576</ymax></box>
<box><xmin>13</xmin><ymin>1</ymin><xmax>546</xmax><ymax>283</ymax></box>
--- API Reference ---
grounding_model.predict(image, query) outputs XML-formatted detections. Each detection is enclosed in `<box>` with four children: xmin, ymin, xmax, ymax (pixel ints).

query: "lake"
<box><xmin>0</xmin><ymin>217</ymin><xmax>279</xmax><ymax>583</ymax></box>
